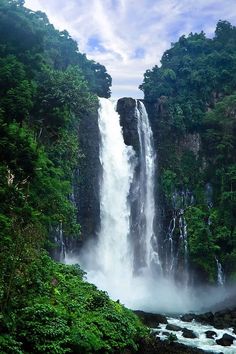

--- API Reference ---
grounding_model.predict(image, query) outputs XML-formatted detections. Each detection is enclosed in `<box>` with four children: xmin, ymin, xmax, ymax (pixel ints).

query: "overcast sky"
<box><xmin>24</xmin><ymin>0</ymin><xmax>236</xmax><ymax>98</ymax></box>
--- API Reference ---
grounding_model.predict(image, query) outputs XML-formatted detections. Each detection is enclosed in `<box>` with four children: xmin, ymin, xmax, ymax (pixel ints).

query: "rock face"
<box><xmin>116</xmin><ymin>97</ymin><xmax>139</xmax><ymax>152</ymax></box>
<box><xmin>216</xmin><ymin>333</ymin><xmax>236</xmax><ymax>346</ymax></box>
<box><xmin>195</xmin><ymin>312</ymin><xmax>215</xmax><ymax>326</ymax></box>
<box><xmin>136</xmin><ymin>336</ymin><xmax>207</xmax><ymax>354</ymax></box>
<box><xmin>182</xmin><ymin>307</ymin><xmax>236</xmax><ymax>329</ymax></box>
<box><xmin>134</xmin><ymin>310</ymin><xmax>167</xmax><ymax>327</ymax></box>
<box><xmin>181</xmin><ymin>314</ymin><xmax>196</xmax><ymax>322</ymax></box>
<box><xmin>76</xmin><ymin>102</ymin><xmax>101</xmax><ymax>242</ymax></box>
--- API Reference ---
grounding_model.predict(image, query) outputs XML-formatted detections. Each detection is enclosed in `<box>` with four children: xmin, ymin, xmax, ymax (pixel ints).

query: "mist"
<box><xmin>65</xmin><ymin>242</ymin><xmax>233</xmax><ymax>315</ymax></box>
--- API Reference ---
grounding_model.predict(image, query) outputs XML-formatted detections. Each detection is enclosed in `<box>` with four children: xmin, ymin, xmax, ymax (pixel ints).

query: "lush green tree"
<box><xmin>142</xmin><ymin>21</ymin><xmax>236</xmax><ymax>282</ymax></box>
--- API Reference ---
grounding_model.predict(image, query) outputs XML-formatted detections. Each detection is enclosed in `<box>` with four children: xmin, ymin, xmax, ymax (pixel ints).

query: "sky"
<box><xmin>24</xmin><ymin>0</ymin><xmax>236</xmax><ymax>98</ymax></box>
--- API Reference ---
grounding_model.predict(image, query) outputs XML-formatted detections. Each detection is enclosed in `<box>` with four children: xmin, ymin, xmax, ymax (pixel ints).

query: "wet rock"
<box><xmin>216</xmin><ymin>333</ymin><xmax>236</xmax><ymax>346</ymax></box>
<box><xmin>214</xmin><ymin>309</ymin><xmax>233</xmax><ymax>328</ymax></box>
<box><xmin>182</xmin><ymin>328</ymin><xmax>197</xmax><ymax>339</ymax></box>
<box><xmin>136</xmin><ymin>336</ymin><xmax>207</xmax><ymax>353</ymax></box>
<box><xmin>186</xmin><ymin>306</ymin><xmax>236</xmax><ymax>330</ymax></box>
<box><xmin>166</xmin><ymin>324</ymin><xmax>182</xmax><ymax>331</ymax></box>
<box><xmin>117</xmin><ymin>97</ymin><xmax>139</xmax><ymax>151</ymax></box>
<box><xmin>134</xmin><ymin>310</ymin><xmax>167</xmax><ymax>327</ymax></box>
<box><xmin>77</xmin><ymin>103</ymin><xmax>101</xmax><ymax>241</ymax></box>
<box><xmin>197</xmin><ymin>312</ymin><xmax>214</xmax><ymax>325</ymax></box>
<box><xmin>230</xmin><ymin>311</ymin><xmax>236</xmax><ymax>319</ymax></box>
<box><xmin>162</xmin><ymin>331</ymin><xmax>170</xmax><ymax>336</ymax></box>
<box><xmin>205</xmin><ymin>330</ymin><xmax>217</xmax><ymax>339</ymax></box>
<box><xmin>181</xmin><ymin>314</ymin><xmax>196</xmax><ymax>322</ymax></box>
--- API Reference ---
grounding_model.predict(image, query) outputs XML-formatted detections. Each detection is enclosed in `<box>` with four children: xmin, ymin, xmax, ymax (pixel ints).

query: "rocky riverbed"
<box><xmin>134</xmin><ymin>309</ymin><xmax>236</xmax><ymax>353</ymax></box>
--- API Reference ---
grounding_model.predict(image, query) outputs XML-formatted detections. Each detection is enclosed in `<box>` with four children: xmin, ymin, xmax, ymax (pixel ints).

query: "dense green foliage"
<box><xmin>141</xmin><ymin>21</ymin><xmax>236</xmax><ymax>282</ymax></box>
<box><xmin>0</xmin><ymin>254</ymin><xmax>146</xmax><ymax>353</ymax></box>
<box><xmin>0</xmin><ymin>1</ymin><xmax>148</xmax><ymax>353</ymax></box>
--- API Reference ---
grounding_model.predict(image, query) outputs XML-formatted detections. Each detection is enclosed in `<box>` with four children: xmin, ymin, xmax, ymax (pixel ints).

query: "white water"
<box><xmin>166</xmin><ymin>216</ymin><xmax>176</xmax><ymax>272</ymax></box>
<box><xmin>136</xmin><ymin>101</ymin><xmax>160</xmax><ymax>269</ymax></box>
<box><xmin>179</xmin><ymin>214</ymin><xmax>189</xmax><ymax>285</ymax></box>
<box><xmin>158</xmin><ymin>317</ymin><xmax>236</xmax><ymax>353</ymax></box>
<box><xmin>55</xmin><ymin>221</ymin><xmax>66</xmax><ymax>262</ymax></box>
<box><xmin>94</xmin><ymin>97</ymin><xmax>135</xmax><ymax>280</ymax></box>
<box><xmin>216</xmin><ymin>258</ymin><xmax>225</xmax><ymax>286</ymax></box>
<box><xmin>83</xmin><ymin>97</ymin><xmax>161</xmax><ymax>304</ymax></box>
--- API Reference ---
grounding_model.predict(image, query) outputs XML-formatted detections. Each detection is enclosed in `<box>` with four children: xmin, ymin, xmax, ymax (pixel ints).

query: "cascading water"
<box><xmin>78</xmin><ymin>98</ymin><xmax>198</xmax><ymax>312</ymax></box>
<box><xmin>53</xmin><ymin>221</ymin><xmax>66</xmax><ymax>262</ymax></box>
<box><xmin>85</xmin><ymin>98</ymin><xmax>162</xmax><ymax>303</ymax></box>
<box><xmin>135</xmin><ymin>101</ymin><xmax>160</xmax><ymax>271</ymax></box>
<box><xmin>166</xmin><ymin>215</ymin><xmax>176</xmax><ymax>273</ymax></box>
<box><xmin>216</xmin><ymin>258</ymin><xmax>225</xmax><ymax>286</ymax></box>
<box><xmin>165</xmin><ymin>191</ymin><xmax>191</xmax><ymax>282</ymax></box>
<box><xmin>179</xmin><ymin>213</ymin><xmax>189</xmax><ymax>284</ymax></box>
<box><xmin>68</xmin><ymin>96</ymin><xmax>229</xmax><ymax>314</ymax></box>
<box><xmin>93</xmin><ymin>97</ymin><xmax>135</xmax><ymax>282</ymax></box>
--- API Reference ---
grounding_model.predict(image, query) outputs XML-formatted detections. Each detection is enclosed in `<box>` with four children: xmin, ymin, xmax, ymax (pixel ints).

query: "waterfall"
<box><xmin>216</xmin><ymin>258</ymin><xmax>225</xmax><ymax>286</ymax></box>
<box><xmin>54</xmin><ymin>221</ymin><xmax>66</xmax><ymax>262</ymax></box>
<box><xmin>166</xmin><ymin>215</ymin><xmax>176</xmax><ymax>273</ymax></box>
<box><xmin>80</xmin><ymin>97</ymin><xmax>163</xmax><ymax>305</ymax></box>
<box><xmin>179</xmin><ymin>214</ymin><xmax>189</xmax><ymax>284</ymax></box>
<box><xmin>165</xmin><ymin>210</ymin><xmax>189</xmax><ymax>284</ymax></box>
<box><xmin>75</xmin><ymin>97</ymin><xmax>199</xmax><ymax>312</ymax></box>
<box><xmin>95</xmin><ymin>98</ymin><xmax>135</xmax><ymax>280</ymax></box>
<box><xmin>135</xmin><ymin>101</ymin><xmax>160</xmax><ymax>270</ymax></box>
<box><xmin>93</xmin><ymin>98</ymin><xmax>161</xmax><ymax>276</ymax></box>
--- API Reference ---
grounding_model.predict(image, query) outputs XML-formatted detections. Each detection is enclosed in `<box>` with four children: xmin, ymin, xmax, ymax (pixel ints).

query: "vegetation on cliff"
<box><xmin>140</xmin><ymin>20</ymin><xmax>236</xmax><ymax>283</ymax></box>
<box><xmin>0</xmin><ymin>1</ymin><xmax>147</xmax><ymax>352</ymax></box>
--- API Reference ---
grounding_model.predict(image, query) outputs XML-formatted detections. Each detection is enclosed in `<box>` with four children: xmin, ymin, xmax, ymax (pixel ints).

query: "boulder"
<box><xmin>180</xmin><ymin>314</ymin><xmax>196</xmax><ymax>322</ymax></box>
<box><xmin>197</xmin><ymin>312</ymin><xmax>214</xmax><ymax>325</ymax></box>
<box><xmin>216</xmin><ymin>333</ymin><xmax>236</xmax><ymax>346</ymax></box>
<box><xmin>205</xmin><ymin>330</ymin><xmax>217</xmax><ymax>339</ymax></box>
<box><xmin>214</xmin><ymin>309</ymin><xmax>233</xmax><ymax>328</ymax></box>
<box><xmin>230</xmin><ymin>311</ymin><xmax>236</xmax><ymax>319</ymax></box>
<box><xmin>182</xmin><ymin>328</ymin><xmax>197</xmax><ymax>339</ymax></box>
<box><xmin>134</xmin><ymin>310</ymin><xmax>167</xmax><ymax>327</ymax></box>
<box><xmin>166</xmin><ymin>324</ymin><xmax>182</xmax><ymax>331</ymax></box>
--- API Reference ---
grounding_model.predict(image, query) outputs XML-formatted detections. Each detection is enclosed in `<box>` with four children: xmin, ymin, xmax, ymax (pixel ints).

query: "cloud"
<box><xmin>24</xmin><ymin>0</ymin><xmax>236</xmax><ymax>98</ymax></box>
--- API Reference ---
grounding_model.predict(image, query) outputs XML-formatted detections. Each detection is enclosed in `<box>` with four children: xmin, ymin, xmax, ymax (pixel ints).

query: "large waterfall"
<box><xmin>95</xmin><ymin>98</ymin><xmax>135</xmax><ymax>283</ymax></box>
<box><xmin>83</xmin><ymin>98</ymin><xmax>161</xmax><ymax>305</ymax></box>
<box><xmin>70</xmin><ymin>97</ymin><xmax>225</xmax><ymax>313</ymax></box>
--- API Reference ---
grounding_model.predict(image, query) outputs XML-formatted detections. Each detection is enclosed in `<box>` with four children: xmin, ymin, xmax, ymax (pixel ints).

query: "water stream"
<box><xmin>158</xmin><ymin>317</ymin><xmax>236</xmax><ymax>353</ymax></box>
<box><xmin>216</xmin><ymin>258</ymin><xmax>225</xmax><ymax>286</ymax></box>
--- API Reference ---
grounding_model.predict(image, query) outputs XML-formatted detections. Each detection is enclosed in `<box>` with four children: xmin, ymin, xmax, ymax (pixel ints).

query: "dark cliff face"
<box><xmin>117</xmin><ymin>97</ymin><xmax>140</xmax><ymax>152</ymax></box>
<box><xmin>145</xmin><ymin>98</ymin><xmax>209</xmax><ymax>284</ymax></box>
<box><xmin>76</xmin><ymin>102</ymin><xmax>101</xmax><ymax>243</ymax></box>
